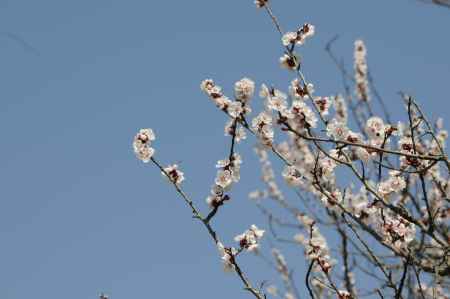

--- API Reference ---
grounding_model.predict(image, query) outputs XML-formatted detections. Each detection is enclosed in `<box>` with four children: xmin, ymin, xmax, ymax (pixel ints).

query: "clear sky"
<box><xmin>0</xmin><ymin>0</ymin><xmax>449</xmax><ymax>298</ymax></box>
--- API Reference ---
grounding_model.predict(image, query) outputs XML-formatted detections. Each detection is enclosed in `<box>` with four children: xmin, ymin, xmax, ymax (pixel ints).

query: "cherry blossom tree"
<box><xmin>132</xmin><ymin>1</ymin><xmax>449</xmax><ymax>298</ymax></box>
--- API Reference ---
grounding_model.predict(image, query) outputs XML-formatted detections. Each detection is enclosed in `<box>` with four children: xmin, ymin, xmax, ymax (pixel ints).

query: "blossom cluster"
<box><xmin>377</xmin><ymin>171</ymin><xmax>406</xmax><ymax>199</ymax></box>
<box><xmin>354</xmin><ymin>39</ymin><xmax>370</xmax><ymax>102</ymax></box>
<box><xmin>289</xmin><ymin>78</ymin><xmax>314</xmax><ymax>100</ymax></box>
<box><xmin>234</xmin><ymin>224</ymin><xmax>265</xmax><ymax>252</ymax></box>
<box><xmin>281</xmin><ymin>24</ymin><xmax>315</xmax><ymax>47</ymax></box>
<box><xmin>374</xmin><ymin>208</ymin><xmax>416</xmax><ymax>251</ymax></box>
<box><xmin>133</xmin><ymin>128</ymin><xmax>155</xmax><ymax>163</ymax></box>
<box><xmin>252</xmin><ymin>111</ymin><xmax>274</xmax><ymax>146</ymax></box>
<box><xmin>162</xmin><ymin>164</ymin><xmax>185</xmax><ymax>186</ymax></box>
<box><xmin>279</xmin><ymin>53</ymin><xmax>300</xmax><ymax>70</ymax></box>
<box><xmin>259</xmin><ymin>80</ymin><xmax>319</xmax><ymax>132</ymax></box>
<box><xmin>217</xmin><ymin>241</ymin><xmax>237</xmax><ymax>272</ymax></box>
<box><xmin>294</xmin><ymin>214</ymin><xmax>335</xmax><ymax>274</ymax></box>
<box><xmin>254</xmin><ymin>0</ymin><xmax>268</xmax><ymax>8</ymax></box>
<box><xmin>206</xmin><ymin>153</ymin><xmax>242</xmax><ymax>208</ymax></box>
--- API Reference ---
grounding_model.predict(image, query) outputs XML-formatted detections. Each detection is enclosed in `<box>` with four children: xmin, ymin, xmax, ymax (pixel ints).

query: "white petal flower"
<box><xmin>252</xmin><ymin>112</ymin><xmax>274</xmax><ymax>146</ymax></box>
<box><xmin>217</xmin><ymin>242</ymin><xmax>235</xmax><ymax>272</ymax></box>
<box><xmin>282</xmin><ymin>165</ymin><xmax>303</xmax><ymax>186</ymax></box>
<box><xmin>354</xmin><ymin>39</ymin><xmax>370</xmax><ymax>102</ymax></box>
<box><xmin>200</xmin><ymin>79</ymin><xmax>216</xmax><ymax>93</ymax></box>
<box><xmin>224</xmin><ymin>119</ymin><xmax>246</xmax><ymax>142</ymax></box>
<box><xmin>282</xmin><ymin>24</ymin><xmax>315</xmax><ymax>46</ymax></box>
<box><xmin>227</xmin><ymin>101</ymin><xmax>243</xmax><ymax>118</ymax></box>
<box><xmin>366</xmin><ymin>116</ymin><xmax>385</xmax><ymax>140</ymax></box>
<box><xmin>280</xmin><ymin>53</ymin><xmax>299</xmax><ymax>70</ymax></box>
<box><xmin>282</xmin><ymin>31</ymin><xmax>297</xmax><ymax>46</ymax></box>
<box><xmin>215</xmin><ymin>169</ymin><xmax>233</xmax><ymax>189</ymax></box>
<box><xmin>355</xmin><ymin>147</ymin><xmax>371</xmax><ymax>163</ymax></box>
<box><xmin>327</xmin><ymin>119</ymin><xmax>349</xmax><ymax>141</ymax></box>
<box><xmin>234</xmin><ymin>77</ymin><xmax>255</xmax><ymax>102</ymax></box>
<box><xmin>133</xmin><ymin>128</ymin><xmax>156</xmax><ymax>162</ymax></box>
<box><xmin>266</xmin><ymin>89</ymin><xmax>288</xmax><ymax>112</ymax></box>
<box><xmin>162</xmin><ymin>164</ymin><xmax>185</xmax><ymax>186</ymax></box>
<box><xmin>134</xmin><ymin>146</ymin><xmax>154</xmax><ymax>163</ymax></box>
<box><xmin>291</xmin><ymin>100</ymin><xmax>318</xmax><ymax>128</ymax></box>
<box><xmin>333</xmin><ymin>94</ymin><xmax>348</xmax><ymax>124</ymax></box>
<box><xmin>254</xmin><ymin>0</ymin><xmax>268</xmax><ymax>8</ymax></box>
<box><xmin>235</xmin><ymin>225</ymin><xmax>265</xmax><ymax>252</ymax></box>
<box><xmin>313</xmin><ymin>96</ymin><xmax>331</xmax><ymax>116</ymax></box>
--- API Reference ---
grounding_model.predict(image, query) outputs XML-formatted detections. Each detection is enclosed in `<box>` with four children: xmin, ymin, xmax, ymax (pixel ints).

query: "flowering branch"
<box><xmin>133</xmin><ymin>1</ymin><xmax>450</xmax><ymax>298</ymax></box>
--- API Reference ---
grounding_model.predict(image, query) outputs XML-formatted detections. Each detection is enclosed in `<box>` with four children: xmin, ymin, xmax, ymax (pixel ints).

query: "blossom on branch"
<box><xmin>135</xmin><ymin>4</ymin><xmax>450</xmax><ymax>298</ymax></box>
<box><xmin>354</xmin><ymin>39</ymin><xmax>370</xmax><ymax>102</ymax></box>
<box><xmin>282</xmin><ymin>165</ymin><xmax>303</xmax><ymax>187</ymax></box>
<box><xmin>365</xmin><ymin>116</ymin><xmax>386</xmax><ymax>140</ymax></box>
<box><xmin>281</xmin><ymin>24</ymin><xmax>315</xmax><ymax>46</ymax></box>
<box><xmin>280</xmin><ymin>53</ymin><xmax>300</xmax><ymax>70</ymax></box>
<box><xmin>162</xmin><ymin>164</ymin><xmax>185</xmax><ymax>186</ymax></box>
<box><xmin>225</xmin><ymin>119</ymin><xmax>247</xmax><ymax>142</ymax></box>
<box><xmin>234</xmin><ymin>224</ymin><xmax>265</xmax><ymax>252</ymax></box>
<box><xmin>252</xmin><ymin>112</ymin><xmax>274</xmax><ymax>146</ymax></box>
<box><xmin>217</xmin><ymin>242</ymin><xmax>237</xmax><ymax>272</ymax></box>
<box><xmin>260</xmin><ymin>84</ymin><xmax>288</xmax><ymax>114</ymax></box>
<box><xmin>133</xmin><ymin>128</ymin><xmax>155</xmax><ymax>163</ymax></box>
<box><xmin>254</xmin><ymin>0</ymin><xmax>268</xmax><ymax>8</ymax></box>
<box><xmin>234</xmin><ymin>77</ymin><xmax>255</xmax><ymax>103</ymax></box>
<box><xmin>200</xmin><ymin>79</ymin><xmax>231</xmax><ymax>110</ymax></box>
<box><xmin>289</xmin><ymin>79</ymin><xmax>314</xmax><ymax>100</ymax></box>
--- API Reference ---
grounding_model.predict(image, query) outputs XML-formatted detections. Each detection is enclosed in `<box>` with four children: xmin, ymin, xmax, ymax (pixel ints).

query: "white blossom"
<box><xmin>217</xmin><ymin>242</ymin><xmax>236</xmax><ymax>272</ymax></box>
<box><xmin>354</xmin><ymin>39</ymin><xmax>370</xmax><ymax>102</ymax></box>
<box><xmin>282</xmin><ymin>165</ymin><xmax>303</xmax><ymax>187</ymax></box>
<box><xmin>280</xmin><ymin>53</ymin><xmax>299</xmax><ymax>70</ymax></box>
<box><xmin>133</xmin><ymin>128</ymin><xmax>156</xmax><ymax>163</ymax></box>
<box><xmin>281</xmin><ymin>24</ymin><xmax>315</xmax><ymax>46</ymax></box>
<box><xmin>162</xmin><ymin>164</ymin><xmax>185</xmax><ymax>186</ymax></box>
<box><xmin>365</xmin><ymin>116</ymin><xmax>385</xmax><ymax>140</ymax></box>
<box><xmin>281</xmin><ymin>31</ymin><xmax>298</xmax><ymax>46</ymax></box>
<box><xmin>376</xmin><ymin>210</ymin><xmax>416</xmax><ymax>250</ymax></box>
<box><xmin>134</xmin><ymin>146</ymin><xmax>154</xmax><ymax>163</ymax></box>
<box><xmin>338</xmin><ymin>290</ymin><xmax>352</xmax><ymax>299</ymax></box>
<box><xmin>252</xmin><ymin>112</ymin><xmax>274</xmax><ymax>146</ymax></box>
<box><xmin>295</xmin><ymin>216</ymin><xmax>334</xmax><ymax>273</ymax></box>
<box><xmin>227</xmin><ymin>101</ymin><xmax>243</xmax><ymax>118</ymax></box>
<box><xmin>260</xmin><ymin>84</ymin><xmax>288</xmax><ymax>113</ymax></box>
<box><xmin>224</xmin><ymin>119</ymin><xmax>247</xmax><ymax>142</ymax></box>
<box><xmin>326</xmin><ymin>119</ymin><xmax>349</xmax><ymax>141</ymax></box>
<box><xmin>234</xmin><ymin>224</ymin><xmax>265</xmax><ymax>252</ymax></box>
<box><xmin>333</xmin><ymin>94</ymin><xmax>348</xmax><ymax>124</ymax></box>
<box><xmin>206</xmin><ymin>184</ymin><xmax>226</xmax><ymax>209</ymax></box>
<box><xmin>254</xmin><ymin>0</ymin><xmax>268</xmax><ymax>8</ymax></box>
<box><xmin>378</xmin><ymin>172</ymin><xmax>406</xmax><ymax>198</ymax></box>
<box><xmin>215</xmin><ymin>169</ymin><xmax>233</xmax><ymax>189</ymax></box>
<box><xmin>289</xmin><ymin>79</ymin><xmax>314</xmax><ymax>100</ymax></box>
<box><xmin>355</xmin><ymin>146</ymin><xmax>371</xmax><ymax>162</ymax></box>
<box><xmin>200</xmin><ymin>79</ymin><xmax>233</xmax><ymax>110</ymax></box>
<box><xmin>234</xmin><ymin>77</ymin><xmax>255</xmax><ymax>102</ymax></box>
<box><xmin>313</xmin><ymin>96</ymin><xmax>331</xmax><ymax>116</ymax></box>
<box><xmin>290</xmin><ymin>100</ymin><xmax>318</xmax><ymax>128</ymax></box>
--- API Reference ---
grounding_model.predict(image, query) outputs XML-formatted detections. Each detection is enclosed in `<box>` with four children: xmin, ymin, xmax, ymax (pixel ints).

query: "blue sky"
<box><xmin>0</xmin><ymin>0</ymin><xmax>449</xmax><ymax>298</ymax></box>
